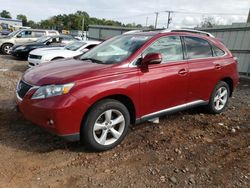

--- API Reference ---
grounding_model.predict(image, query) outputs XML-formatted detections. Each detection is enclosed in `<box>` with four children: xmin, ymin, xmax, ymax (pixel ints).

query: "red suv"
<box><xmin>16</xmin><ymin>29</ymin><xmax>239</xmax><ymax>151</ymax></box>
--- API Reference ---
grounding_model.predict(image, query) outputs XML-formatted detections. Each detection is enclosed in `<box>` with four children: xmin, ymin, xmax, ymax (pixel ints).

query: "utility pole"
<box><xmin>81</xmin><ymin>16</ymin><xmax>85</xmax><ymax>40</ymax></box>
<box><xmin>154</xmin><ymin>12</ymin><xmax>159</xmax><ymax>29</ymax></box>
<box><xmin>247</xmin><ymin>9</ymin><xmax>250</xmax><ymax>23</ymax></box>
<box><xmin>145</xmin><ymin>16</ymin><xmax>148</xmax><ymax>27</ymax></box>
<box><xmin>166</xmin><ymin>11</ymin><xmax>173</xmax><ymax>29</ymax></box>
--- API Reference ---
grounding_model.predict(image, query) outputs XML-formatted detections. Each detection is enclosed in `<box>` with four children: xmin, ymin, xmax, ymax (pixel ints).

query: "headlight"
<box><xmin>31</xmin><ymin>83</ymin><xmax>75</xmax><ymax>99</ymax></box>
<box><xmin>16</xmin><ymin>46</ymin><xmax>26</xmax><ymax>50</ymax></box>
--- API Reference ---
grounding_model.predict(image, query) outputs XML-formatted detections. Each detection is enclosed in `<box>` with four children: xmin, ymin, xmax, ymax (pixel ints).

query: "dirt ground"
<box><xmin>0</xmin><ymin>54</ymin><xmax>249</xmax><ymax>188</ymax></box>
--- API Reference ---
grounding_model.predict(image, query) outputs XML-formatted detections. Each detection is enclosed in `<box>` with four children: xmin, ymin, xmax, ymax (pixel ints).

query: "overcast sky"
<box><xmin>1</xmin><ymin>0</ymin><xmax>250</xmax><ymax>28</ymax></box>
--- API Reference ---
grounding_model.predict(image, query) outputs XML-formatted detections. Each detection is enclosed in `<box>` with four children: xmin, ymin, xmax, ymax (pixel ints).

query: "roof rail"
<box><xmin>161</xmin><ymin>29</ymin><xmax>215</xmax><ymax>38</ymax></box>
<box><xmin>122</xmin><ymin>30</ymin><xmax>142</xmax><ymax>34</ymax></box>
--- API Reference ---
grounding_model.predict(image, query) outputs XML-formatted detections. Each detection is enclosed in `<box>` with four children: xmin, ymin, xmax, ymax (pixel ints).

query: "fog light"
<box><xmin>47</xmin><ymin>119</ymin><xmax>54</xmax><ymax>126</ymax></box>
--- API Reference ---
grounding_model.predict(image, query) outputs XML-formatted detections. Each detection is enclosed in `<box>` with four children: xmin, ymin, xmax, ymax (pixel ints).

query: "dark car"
<box><xmin>16</xmin><ymin>29</ymin><xmax>239</xmax><ymax>151</ymax></box>
<box><xmin>1</xmin><ymin>29</ymin><xmax>12</xmax><ymax>36</ymax></box>
<box><xmin>10</xmin><ymin>35</ymin><xmax>77</xmax><ymax>59</ymax></box>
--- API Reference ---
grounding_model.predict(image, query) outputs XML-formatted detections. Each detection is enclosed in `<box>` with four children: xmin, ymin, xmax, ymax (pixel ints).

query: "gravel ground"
<box><xmin>0</xmin><ymin>54</ymin><xmax>249</xmax><ymax>188</ymax></box>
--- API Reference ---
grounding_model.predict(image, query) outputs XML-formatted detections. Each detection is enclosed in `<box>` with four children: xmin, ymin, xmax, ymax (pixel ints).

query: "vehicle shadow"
<box><xmin>0</xmin><ymin>54</ymin><xmax>26</xmax><ymax>61</ymax></box>
<box><xmin>0</xmin><ymin>108</ymin><xmax>86</xmax><ymax>153</ymax></box>
<box><xmin>0</xmin><ymin>104</ymin><xmax>208</xmax><ymax>154</ymax></box>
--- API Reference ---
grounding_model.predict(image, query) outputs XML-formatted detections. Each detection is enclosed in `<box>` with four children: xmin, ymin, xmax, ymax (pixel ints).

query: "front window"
<box><xmin>18</xmin><ymin>30</ymin><xmax>32</xmax><ymax>38</ymax></box>
<box><xmin>65</xmin><ymin>41</ymin><xmax>86</xmax><ymax>51</ymax></box>
<box><xmin>80</xmin><ymin>35</ymin><xmax>153</xmax><ymax>64</ymax></box>
<box><xmin>8</xmin><ymin>30</ymin><xmax>19</xmax><ymax>37</ymax></box>
<box><xmin>143</xmin><ymin>36</ymin><xmax>184</xmax><ymax>63</ymax></box>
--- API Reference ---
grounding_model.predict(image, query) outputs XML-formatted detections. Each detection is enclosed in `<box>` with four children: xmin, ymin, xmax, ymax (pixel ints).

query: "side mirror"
<box><xmin>141</xmin><ymin>53</ymin><xmax>162</xmax><ymax>66</ymax></box>
<box><xmin>16</xmin><ymin>34</ymin><xmax>22</xmax><ymax>38</ymax></box>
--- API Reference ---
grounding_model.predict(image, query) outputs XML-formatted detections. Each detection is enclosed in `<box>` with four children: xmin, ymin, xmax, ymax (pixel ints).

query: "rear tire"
<box><xmin>81</xmin><ymin>99</ymin><xmax>130</xmax><ymax>151</ymax></box>
<box><xmin>207</xmin><ymin>81</ymin><xmax>229</xmax><ymax>114</ymax></box>
<box><xmin>1</xmin><ymin>43</ymin><xmax>13</xmax><ymax>55</ymax></box>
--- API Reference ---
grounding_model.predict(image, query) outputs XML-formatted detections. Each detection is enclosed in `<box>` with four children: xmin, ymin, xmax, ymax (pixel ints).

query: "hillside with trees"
<box><xmin>0</xmin><ymin>10</ymin><xmax>146</xmax><ymax>30</ymax></box>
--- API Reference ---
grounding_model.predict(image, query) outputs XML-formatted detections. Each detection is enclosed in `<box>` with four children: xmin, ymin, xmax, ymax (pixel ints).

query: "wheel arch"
<box><xmin>51</xmin><ymin>56</ymin><xmax>64</xmax><ymax>61</ymax></box>
<box><xmin>1</xmin><ymin>42</ymin><xmax>14</xmax><ymax>51</ymax></box>
<box><xmin>221</xmin><ymin>77</ymin><xmax>233</xmax><ymax>97</ymax></box>
<box><xmin>80</xmin><ymin>94</ymin><xmax>136</xmax><ymax>131</ymax></box>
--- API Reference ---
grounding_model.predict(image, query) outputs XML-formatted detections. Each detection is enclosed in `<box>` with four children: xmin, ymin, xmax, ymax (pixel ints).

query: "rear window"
<box><xmin>33</xmin><ymin>31</ymin><xmax>45</xmax><ymax>37</ymax></box>
<box><xmin>48</xmin><ymin>31</ymin><xmax>58</xmax><ymax>35</ymax></box>
<box><xmin>184</xmin><ymin>36</ymin><xmax>213</xmax><ymax>59</ymax></box>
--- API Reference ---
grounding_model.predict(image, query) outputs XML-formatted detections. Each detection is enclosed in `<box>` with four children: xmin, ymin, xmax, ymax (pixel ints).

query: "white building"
<box><xmin>0</xmin><ymin>17</ymin><xmax>22</xmax><ymax>30</ymax></box>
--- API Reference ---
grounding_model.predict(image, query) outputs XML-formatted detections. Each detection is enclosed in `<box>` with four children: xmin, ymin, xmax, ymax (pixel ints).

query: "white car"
<box><xmin>28</xmin><ymin>40</ymin><xmax>100</xmax><ymax>67</ymax></box>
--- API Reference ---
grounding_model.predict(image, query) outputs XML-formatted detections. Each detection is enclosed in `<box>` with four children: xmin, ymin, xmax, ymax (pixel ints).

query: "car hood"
<box><xmin>23</xmin><ymin>58</ymin><xmax>114</xmax><ymax>86</ymax></box>
<box><xmin>0</xmin><ymin>35</ymin><xmax>10</xmax><ymax>39</ymax></box>
<box><xmin>13</xmin><ymin>42</ymin><xmax>44</xmax><ymax>50</ymax></box>
<box><xmin>30</xmin><ymin>48</ymin><xmax>70</xmax><ymax>56</ymax></box>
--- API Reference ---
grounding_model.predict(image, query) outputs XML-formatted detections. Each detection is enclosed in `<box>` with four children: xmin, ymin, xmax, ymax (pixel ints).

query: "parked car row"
<box><xmin>0</xmin><ymin>28</ymin><xmax>101</xmax><ymax>69</ymax></box>
<box><xmin>0</xmin><ymin>29</ymin><xmax>59</xmax><ymax>55</ymax></box>
<box><xmin>28</xmin><ymin>40</ymin><xmax>100</xmax><ymax>67</ymax></box>
<box><xmin>14</xmin><ymin>29</ymin><xmax>239</xmax><ymax>151</ymax></box>
<box><xmin>10</xmin><ymin>35</ymin><xmax>78</xmax><ymax>59</ymax></box>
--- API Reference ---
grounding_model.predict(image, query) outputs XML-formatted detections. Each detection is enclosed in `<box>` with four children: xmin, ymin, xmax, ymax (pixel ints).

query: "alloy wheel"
<box><xmin>93</xmin><ymin>109</ymin><xmax>125</xmax><ymax>146</ymax></box>
<box><xmin>4</xmin><ymin>45</ymin><xmax>11</xmax><ymax>55</ymax></box>
<box><xmin>213</xmin><ymin>86</ymin><xmax>228</xmax><ymax>111</ymax></box>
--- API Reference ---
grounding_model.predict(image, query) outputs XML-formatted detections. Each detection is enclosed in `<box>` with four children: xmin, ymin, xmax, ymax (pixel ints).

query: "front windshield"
<box><xmin>36</xmin><ymin>36</ymin><xmax>51</xmax><ymax>43</ymax></box>
<box><xmin>8</xmin><ymin>30</ymin><xmax>19</xmax><ymax>37</ymax></box>
<box><xmin>65</xmin><ymin>41</ymin><xmax>86</xmax><ymax>51</ymax></box>
<box><xmin>80</xmin><ymin>34</ymin><xmax>153</xmax><ymax>64</ymax></box>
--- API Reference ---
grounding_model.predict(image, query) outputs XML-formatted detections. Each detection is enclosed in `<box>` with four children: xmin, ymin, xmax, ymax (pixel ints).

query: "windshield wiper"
<box><xmin>81</xmin><ymin>58</ymin><xmax>104</xmax><ymax>64</ymax></box>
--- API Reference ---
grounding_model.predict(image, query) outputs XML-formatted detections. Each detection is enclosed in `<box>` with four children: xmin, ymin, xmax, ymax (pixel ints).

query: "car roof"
<box><xmin>48</xmin><ymin>35</ymin><xmax>74</xmax><ymax>38</ymax></box>
<box><xmin>84</xmin><ymin>40</ymin><xmax>101</xmax><ymax>44</ymax></box>
<box><xmin>18</xmin><ymin>29</ymin><xmax>58</xmax><ymax>32</ymax></box>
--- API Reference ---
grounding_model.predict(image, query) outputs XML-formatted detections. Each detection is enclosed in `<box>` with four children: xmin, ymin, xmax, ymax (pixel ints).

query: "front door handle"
<box><xmin>178</xmin><ymin>69</ymin><xmax>188</xmax><ymax>75</ymax></box>
<box><xmin>215</xmin><ymin>64</ymin><xmax>222</xmax><ymax>70</ymax></box>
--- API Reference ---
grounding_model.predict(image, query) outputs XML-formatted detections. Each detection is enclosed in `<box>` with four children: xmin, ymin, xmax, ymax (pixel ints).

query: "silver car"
<box><xmin>0</xmin><ymin>29</ymin><xmax>59</xmax><ymax>55</ymax></box>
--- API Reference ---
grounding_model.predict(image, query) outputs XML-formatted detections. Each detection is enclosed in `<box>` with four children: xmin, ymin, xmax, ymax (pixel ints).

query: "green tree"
<box><xmin>199</xmin><ymin>17</ymin><xmax>218</xmax><ymax>28</ymax></box>
<box><xmin>16</xmin><ymin>14</ymin><xmax>28</xmax><ymax>26</ymax></box>
<box><xmin>0</xmin><ymin>10</ymin><xmax>11</xmax><ymax>18</ymax></box>
<box><xmin>27</xmin><ymin>20</ymin><xmax>38</xmax><ymax>28</ymax></box>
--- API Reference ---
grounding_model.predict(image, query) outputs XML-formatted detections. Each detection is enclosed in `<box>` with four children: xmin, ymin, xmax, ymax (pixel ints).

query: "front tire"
<box><xmin>81</xmin><ymin>99</ymin><xmax>130</xmax><ymax>151</ymax></box>
<box><xmin>1</xmin><ymin>43</ymin><xmax>13</xmax><ymax>55</ymax></box>
<box><xmin>207</xmin><ymin>81</ymin><xmax>229</xmax><ymax>114</ymax></box>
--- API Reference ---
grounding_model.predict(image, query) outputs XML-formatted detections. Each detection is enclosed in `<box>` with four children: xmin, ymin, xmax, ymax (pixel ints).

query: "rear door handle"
<box><xmin>178</xmin><ymin>69</ymin><xmax>188</xmax><ymax>75</ymax></box>
<box><xmin>215</xmin><ymin>64</ymin><xmax>222</xmax><ymax>70</ymax></box>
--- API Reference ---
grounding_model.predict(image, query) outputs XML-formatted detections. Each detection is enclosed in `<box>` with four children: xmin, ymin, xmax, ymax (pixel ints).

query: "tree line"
<box><xmin>0</xmin><ymin>10</ymin><xmax>150</xmax><ymax>30</ymax></box>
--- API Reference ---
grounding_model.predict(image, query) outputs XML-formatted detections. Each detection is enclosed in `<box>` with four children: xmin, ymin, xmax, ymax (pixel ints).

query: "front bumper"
<box><xmin>28</xmin><ymin>57</ymin><xmax>43</xmax><ymax>67</ymax></box>
<box><xmin>11</xmin><ymin>49</ymin><xmax>29</xmax><ymax>58</ymax></box>
<box><xmin>16</xmin><ymin>91</ymin><xmax>90</xmax><ymax>141</ymax></box>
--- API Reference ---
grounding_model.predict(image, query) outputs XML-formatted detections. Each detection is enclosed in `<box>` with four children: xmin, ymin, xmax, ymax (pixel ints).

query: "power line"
<box><xmin>110</xmin><ymin>10</ymin><xmax>246</xmax><ymax>21</ymax></box>
<box><xmin>174</xmin><ymin>11</ymin><xmax>246</xmax><ymax>16</ymax></box>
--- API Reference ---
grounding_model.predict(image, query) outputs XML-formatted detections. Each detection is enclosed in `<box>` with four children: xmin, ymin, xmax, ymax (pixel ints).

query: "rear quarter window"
<box><xmin>33</xmin><ymin>31</ymin><xmax>45</xmax><ymax>37</ymax></box>
<box><xmin>213</xmin><ymin>45</ymin><xmax>226</xmax><ymax>57</ymax></box>
<box><xmin>184</xmin><ymin>36</ymin><xmax>213</xmax><ymax>59</ymax></box>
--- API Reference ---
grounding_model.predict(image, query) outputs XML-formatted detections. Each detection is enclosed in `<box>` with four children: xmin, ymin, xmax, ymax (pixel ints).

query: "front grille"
<box><xmin>29</xmin><ymin>54</ymin><xmax>42</xmax><ymax>59</ymax></box>
<box><xmin>29</xmin><ymin>62</ymin><xmax>35</xmax><ymax>66</ymax></box>
<box><xmin>17</xmin><ymin>80</ymin><xmax>33</xmax><ymax>99</ymax></box>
